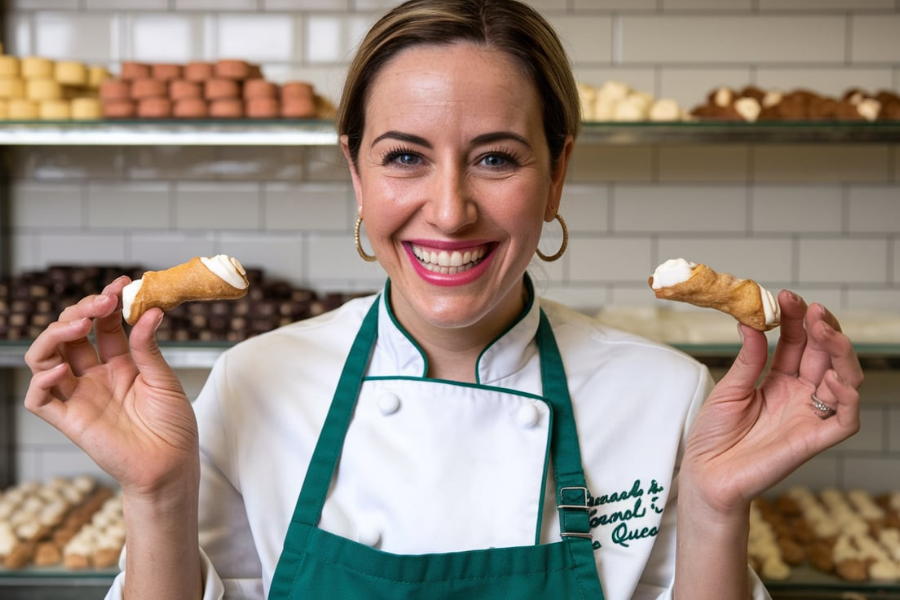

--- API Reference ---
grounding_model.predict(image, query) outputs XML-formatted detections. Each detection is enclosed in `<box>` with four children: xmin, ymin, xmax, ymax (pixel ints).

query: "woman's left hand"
<box><xmin>682</xmin><ymin>290</ymin><xmax>863</xmax><ymax>515</ymax></box>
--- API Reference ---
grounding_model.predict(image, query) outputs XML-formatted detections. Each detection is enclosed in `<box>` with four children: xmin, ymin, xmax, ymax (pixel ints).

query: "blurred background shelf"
<box><xmin>0</xmin><ymin>120</ymin><xmax>899</xmax><ymax>146</ymax></box>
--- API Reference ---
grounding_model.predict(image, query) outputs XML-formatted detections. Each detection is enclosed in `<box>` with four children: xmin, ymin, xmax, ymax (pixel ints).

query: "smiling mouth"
<box><xmin>411</xmin><ymin>244</ymin><xmax>489</xmax><ymax>275</ymax></box>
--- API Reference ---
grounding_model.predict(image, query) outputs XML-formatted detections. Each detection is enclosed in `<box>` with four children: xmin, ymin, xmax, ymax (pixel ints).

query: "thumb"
<box><xmin>128</xmin><ymin>309</ymin><xmax>180</xmax><ymax>391</ymax></box>
<box><xmin>716</xmin><ymin>324</ymin><xmax>769</xmax><ymax>397</ymax></box>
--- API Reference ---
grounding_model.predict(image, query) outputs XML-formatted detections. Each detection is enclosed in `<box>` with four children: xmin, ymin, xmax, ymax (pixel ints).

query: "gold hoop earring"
<box><xmin>535</xmin><ymin>213</ymin><xmax>568</xmax><ymax>262</ymax></box>
<box><xmin>355</xmin><ymin>215</ymin><xmax>377</xmax><ymax>262</ymax></box>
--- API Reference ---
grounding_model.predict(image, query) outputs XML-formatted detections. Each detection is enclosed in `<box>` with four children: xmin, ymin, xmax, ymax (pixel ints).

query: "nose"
<box><xmin>423</xmin><ymin>164</ymin><xmax>477</xmax><ymax>234</ymax></box>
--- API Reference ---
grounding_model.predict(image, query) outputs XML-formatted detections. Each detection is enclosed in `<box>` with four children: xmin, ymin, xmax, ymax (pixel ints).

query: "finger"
<box><xmin>24</xmin><ymin>363</ymin><xmax>74</xmax><ymax>428</ymax></box>
<box><xmin>813</xmin><ymin>370</ymin><xmax>861</xmax><ymax>444</ymax></box>
<box><xmin>808</xmin><ymin>316</ymin><xmax>864</xmax><ymax>390</ymax></box>
<box><xmin>799</xmin><ymin>305</ymin><xmax>862</xmax><ymax>390</ymax></box>
<box><xmin>25</xmin><ymin>317</ymin><xmax>95</xmax><ymax>375</ymax></box>
<box><xmin>93</xmin><ymin>276</ymin><xmax>133</xmax><ymax>363</ymax></box>
<box><xmin>128</xmin><ymin>309</ymin><xmax>182</xmax><ymax>391</ymax></box>
<box><xmin>769</xmin><ymin>290</ymin><xmax>809</xmax><ymax>378</ymax></box>
<box><xmin>714</xmin><ymin>324</ymin><xmax>769</xmax><ymax>397</ymax></box>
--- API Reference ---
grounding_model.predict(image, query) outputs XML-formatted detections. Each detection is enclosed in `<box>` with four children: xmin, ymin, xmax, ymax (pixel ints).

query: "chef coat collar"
<box><xmin>373</xmin><ymin>275</ymin><xmax>540</xmax><ymax>385</ymax></box>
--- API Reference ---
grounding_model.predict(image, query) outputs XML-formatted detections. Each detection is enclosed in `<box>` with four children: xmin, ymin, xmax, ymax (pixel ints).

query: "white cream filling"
<box><xmin>122</xmin><ymin>255</ymin><xmax>247</xmax><ymax>321</ymax></box>
<box><xmin>650</xmin><ymin>258</ymin><xmax>697</xmax><ymax>289</ymax></box>
<box><xmin>412</xmin><ymin>244</ymin><xmax>486</xmax><ymax>275</ymax></box>
<box><xmin>200</xmin><ymin>254</ymin><xmax>248</xmax><ymax>289</ymax></box>
<box><xmin>758</xmin><ymin>284</ymin><xmax>781</xmax><ymax>326</ymax></box>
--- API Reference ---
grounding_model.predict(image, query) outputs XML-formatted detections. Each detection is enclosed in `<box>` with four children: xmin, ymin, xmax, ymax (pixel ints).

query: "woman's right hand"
<box><xmin>24</xmin><ymin>276</ymin><xmax>199</xmax><ymax>498</ymax></box>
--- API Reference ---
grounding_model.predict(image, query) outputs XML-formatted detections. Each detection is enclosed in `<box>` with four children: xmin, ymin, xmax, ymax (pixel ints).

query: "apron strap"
<box><xmin>289</xmin><ymin>298</ymin><xmax>381</xmax><ymax>528</ymax></box>
<box><xmin>536</xmin><ymin>311</ymin><xmax>592</xmax><ymax>539</ymax></box>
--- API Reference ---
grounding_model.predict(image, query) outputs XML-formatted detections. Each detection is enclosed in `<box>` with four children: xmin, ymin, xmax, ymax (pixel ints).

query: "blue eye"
<box><xmin>482</xmin><ymin>154</ymin><xmax>507</xmax><ymax>167</ymax></box>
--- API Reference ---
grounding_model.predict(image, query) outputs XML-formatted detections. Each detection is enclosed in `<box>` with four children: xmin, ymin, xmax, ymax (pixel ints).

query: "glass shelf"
<box><xmin>0</xmin><ymin>119</ymin><xmax>898</xmax><ymax>145</ymax></box>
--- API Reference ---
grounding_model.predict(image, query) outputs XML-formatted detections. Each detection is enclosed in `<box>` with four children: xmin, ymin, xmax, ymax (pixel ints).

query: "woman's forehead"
<box><xmin>364</xmin><ymin>43</ymin><xmax>541</xmax><ymax>134</ymax></box>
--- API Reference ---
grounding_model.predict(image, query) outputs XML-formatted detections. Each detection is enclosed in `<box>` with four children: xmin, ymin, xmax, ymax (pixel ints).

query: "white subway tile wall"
<box><xmin>3</xmin><ymin>0</ymin><xmax>900</xmax><ymax>493</ymax></box>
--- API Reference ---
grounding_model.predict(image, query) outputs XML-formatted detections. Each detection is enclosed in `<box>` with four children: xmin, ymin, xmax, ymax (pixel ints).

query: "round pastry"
<box><xmin>204</xmin><ymin>78</ymin><xmax>240</xmax><ymax>100</ymax></box>
<box><xmin>209</xmin><ymin>98</ymin><xmax>244</xmax><ymax>118</ymax></box>
<box><xmin>0</xmin><ymin>99</ymin><xmax>8</xmax><ymax>119</ymax></box>
<box><xmin>8</xmin><ymin>98</ymin><xmax>39</xmax><ymax>119</ymax></box>
<box><xmin>246</xmin><ymin>96</ymin><xmax>280</xmax><ymax>119</ymax></box>
<box><xmin>281</xmin><ymin>81</ymin><xmax>314</xmax><ymax>101</ymax></box>
<box><xmin>99</xmin><ymin>79</ymin><xmax>131</xmax><ymax>101</ymax></box>
<box><xmin>214</xmin><ymin>59</ymin><xmax>252</xmax><ymax>80</ymax></box>
<box><xmin>173</xmin><ymin>97</ymin><xmax>208</xmax><ymax>118</ymax></box>
<box><xmin>169</xmin><ymin>79</ymin><xmax>202</xmax><ymax>101</ymax></box>
<box><xmin>282</xmin><ymin>96</ymin><xmax>317</xmax><ymax>119</ymax></box>
<box><xmin>101</xmin><ymin>99</ymin><xmax>136</xmax><ymax>119</ymax></box>
<box><xmin>39</xmin><ymin>99</ymin><xmax>70</xmax><ymax>120</ymax></box>
<box><xmin>119</xmin><ymin>61</ymin><xmax>151</xmax><ymax>80</ymax></box>
<box><xmin>71</xmin><ymin>97</ymin><xmax>102</xmax><ymax>120</ymax></box>
<box><xmin>131</xmin><ymin>78</ymin><xmax>168</xmax><ymax>99</ymax></box>
<box><xmin>26</xmin><ymin>78</ymin><xmax>62</xmax><ymax>101</ymax></box>
<box><xmin>151</xmin><ymin>63</ymin><xmax>183</xmax><ymax>81</ymax></box>
<box><xmin>184</xmin><ymin>61</ymin><xmax>214</xmax><ymax>82</ymax></box>
<box><xmin>88</xmin><ymin>66</ymin><xmax>112</xmax><ymax>88</ymax></box>
<box><xmin>243</xmin><ymin>78</ymin><xmax>278</xmax><ymax>99</ymax></box>
<box><xmin>55</xmin><ymin>61</ymin><xmax>88</xmax><ymax>86</ymax></box>
<box><xmin>137</xmin><ymin>96</ymin><xmax>172</xmax><ymax>118</ymax></box>
<box><xmin>21</xmin><ymin>57</ymin><xmax>54</xmax><ymax>79</ymax></box>
<box><xmin>0</xmin><ymin>55</ymin><xmax>19</xmax><ymax>78</ymax></box>
<box><xmin>0</xmin><ymin>77</ymin><xmax>26</xmax><ymax>99</ymax></box>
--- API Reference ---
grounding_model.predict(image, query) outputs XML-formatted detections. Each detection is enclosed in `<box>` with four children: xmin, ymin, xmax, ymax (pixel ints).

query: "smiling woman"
<box><xmin>21</xmin><ymin>2</ymin><xmax>863</xmax><ymax>600</ymax></box>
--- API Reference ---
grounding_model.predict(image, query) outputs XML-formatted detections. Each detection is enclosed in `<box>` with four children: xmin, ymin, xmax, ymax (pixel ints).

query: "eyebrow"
<box><xmin>370</xmin><ymin>130</ymin><xmax>532</xmax><ymax>149</ymax></box>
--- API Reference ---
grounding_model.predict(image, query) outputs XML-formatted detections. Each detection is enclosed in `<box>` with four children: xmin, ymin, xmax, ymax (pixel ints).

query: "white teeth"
<box><xmin>412</xmin><ymin>244</ymin><xmax>486</xmax><ymax>274</ymax></box>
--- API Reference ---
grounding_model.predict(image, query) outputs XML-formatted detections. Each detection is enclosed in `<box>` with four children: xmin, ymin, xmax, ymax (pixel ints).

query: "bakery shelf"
<box><xmin>0</xmin><ymin>119</ymin><xmax>898</xmax><ymax>146</ymax></box>
<box><xmin>1</xmin><ymin>341</ymin><xmax>899</xmax><ymax>370</ymax></box>
<box><xmin>764</xmin><ymin>567</ymin><xmax>900</xmax><ymax>599</ymax></box>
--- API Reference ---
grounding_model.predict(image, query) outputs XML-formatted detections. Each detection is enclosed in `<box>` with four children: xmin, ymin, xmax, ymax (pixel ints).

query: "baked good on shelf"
<box><xmin>0</xmin><ymin>77</ymin><xmax>25</xmax><ymax>99</ymax></box>
<box><xmin>173</xmin><ymin>97</ymin><xmax>209</xmax><ymax>119</ymax></box>
<box><xmin>246</xmin><ymin>96</ymin><xmax>280</xmax><ymax>119</ymax></box>
<box><xmin>244</xmin><ymin>78</ymin><xmax>278</xmax><ymax>100</ymax></box>
<box><xmin>101</xmin><ymin>99</ymin><xmax>136</xmax><ymax>119</ymax></box>
<box><xmin>131</xmin><ymin>78</ymin><xmax>168</xmax><ymax>100</ymax></box>
<box><xmin>7</xmin><ymin>98</ymin><xmax>39</xmax><ymax>119</ymax></box>
<box><xmin>0</xmin><ymin>55</ymin><xmax>20</xmax><ymax>77</ymax></box>
<box><xmin>21</xmin><ymin>57</ymin><xmax>54</xmax><ymax>79</ymax></box>
<box><xmin>39</xmin><ymin>99</ymin><xmax>70</xmax><ymax>120</ymax></box>
<box><xmin>170</xmin><ymin>79</ymin><xmax>202</xmax><ymax>101</ymax></box>
<box><xmin>209</xmin><ymin>98</ymin><xmax>244</xmax><ymax>118</ymax></box>
<box><xmin>26</xmin><ymin>78</ymin><xmax>62</xmax><ymax>101</ymax></box>
<box><xmin>184</xmin><ymin>61</ymin><xmax>214</xmax><ymax>82</ymax></box>
<box><xmin>151</xmin><ymin>63</ymin><xmax>183</xmax><ymax>81</ymax></box>
<box><xmin>119</xmin><ymin>61</ymin><xmax>150</xmax><ymax>80</ymax></box>
<box><xmin>137</xmin><ymin>97</ymin><xmax>173</xmax><ymax>119</ymax></box>
<box><xmin>215</xmin><ymin>59</ymin><xmax>252</xmax><ymax>80</ymax></box>
<box><xmin>55</xmin><ymin>61</ymin><xmax>88</xmax><ymax>86</ymax></box>
<box><xmin>99</xmin><ymin>79</ymin><xmax>131</xmax><ymax>101</ymax></box>
<box><xmin>71</xmin><ymin>97</ymin><xmax>102</xmax><ymax>120</ymax></box>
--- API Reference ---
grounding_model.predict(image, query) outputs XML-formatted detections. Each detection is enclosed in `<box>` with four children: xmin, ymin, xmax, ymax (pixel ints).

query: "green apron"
<box><xmin>269</xmin><ymin>299</ymin><xmax>605</xmax><ymax>599</ymax></box>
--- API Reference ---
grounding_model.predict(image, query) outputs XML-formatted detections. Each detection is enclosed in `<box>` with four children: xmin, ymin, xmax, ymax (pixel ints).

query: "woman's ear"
<box><xmin>340</xmin><ymin>134</ymin><xmax>365</xmax><ymax>215</ymax></box>
<box><xmin>545</xmin><ymin>135</ymin><xmax>574</xmax><ymax>222</ymax></box>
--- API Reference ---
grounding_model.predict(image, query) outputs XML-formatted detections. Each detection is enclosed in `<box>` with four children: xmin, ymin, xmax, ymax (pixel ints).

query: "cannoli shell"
<box><xmin>649</xmin><ymin>263</ymin><xmax>774</xmax><ymax>331</ymax></box>
<box><xmin>126</xmin><ymin>257</ymin><xmax>248</xmax><ymax>325</ymax></box>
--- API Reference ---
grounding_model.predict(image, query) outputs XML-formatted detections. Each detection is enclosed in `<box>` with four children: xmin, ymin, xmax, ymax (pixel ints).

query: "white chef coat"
<box><xmin>106</xmin><ymin>287</ymin><xmax>771</xmax><ymax>600</ymax></box>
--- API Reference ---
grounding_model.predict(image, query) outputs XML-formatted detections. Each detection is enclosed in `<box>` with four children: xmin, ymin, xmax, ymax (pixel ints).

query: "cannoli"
<box><xmin>648</xmin><ymin>258</ymin><xmax>781</xmax><ymax>331</ymax></box>
<box><xmin>122</xmin><ymin>255</ymin><xmax>249</xmax><ymax>325</ymax></box>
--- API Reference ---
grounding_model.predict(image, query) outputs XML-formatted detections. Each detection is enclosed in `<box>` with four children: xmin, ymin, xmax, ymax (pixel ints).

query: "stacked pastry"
<box><xmin>757</xmin><ymin>487</ymin><xmax>900</xmax><ymax>583</ymax></box>
<box><xmin>0</xmin><ymin>50</ymin><xmax>109</xmax><ymax>120</ymax></box>
<box><xmin>748</xmin><ymin>500</ymin><xmax>793</xmax><ymax>580</ymax></box>
<box><xmin>0</xmin><ymin>476</ymin><xmax>118</xmax><ymax>569</ymax></box>
<box><xmin>101</xmin><ymin>59</ymin><xmax>335</xmax><ymax>120</ymax></box>
<box><xmin>690</xmin><ymin>85</ymin><xmax>900</xmax><ymax>122</ymax></box>
<box><xmin>577</xmin><ymin>80</ymin><xmax>690</xmax><ymax>122</ymax></box>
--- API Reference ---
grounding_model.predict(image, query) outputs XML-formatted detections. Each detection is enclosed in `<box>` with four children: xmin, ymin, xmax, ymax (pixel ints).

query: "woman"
<box><xmin>23</xmin><ymin>1</ymin><xmax>862</xmax><ymax>598</ymax></box>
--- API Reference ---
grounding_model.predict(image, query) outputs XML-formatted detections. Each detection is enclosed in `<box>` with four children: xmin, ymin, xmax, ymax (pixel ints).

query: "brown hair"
<box><xmin>338</xmin><ymin>0</ymin><xmax>580</xmax><ymax>170</ymax></box>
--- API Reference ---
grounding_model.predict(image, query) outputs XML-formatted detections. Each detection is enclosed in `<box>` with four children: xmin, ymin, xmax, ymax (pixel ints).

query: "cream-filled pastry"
<box><xmin>649</xmin><ymin>258</ymin><xmax>781</xmax><ymax>331</ymax></box>
<box><xmin>122</xmin><ymin>255</ymin><xmax>249</xmax><ymax>325</ymax></box>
